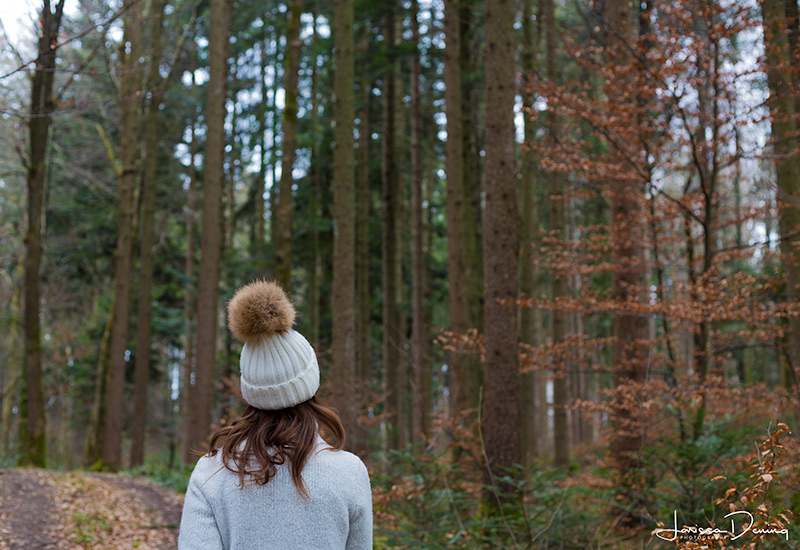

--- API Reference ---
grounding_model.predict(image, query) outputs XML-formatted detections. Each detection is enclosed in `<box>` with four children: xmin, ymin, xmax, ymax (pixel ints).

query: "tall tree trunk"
<box><xmin>86</xmin><ymin>311</ymin><xmax>112</xmax><ymax>466</ymax></box>
<box><xmin>482</xmin><ymin>0</ymin><xmax>521</xmax><ymax>506</ymax></box>
<box><xmin>544</xmin><ymin>0</ymin><xmax>569</xmax><ymax>468</ymax></box>
<box><xmin>444</xmin><ymin>0</ymin><xmax>470</xmax><ymax>430</ymax></box>
<box><xmin>357</xmin><ymin>34</ymin><xmax>371</xmax><ymax>395</ymax></box>
<box><xmin>409</xmin><ymin>0</ymin><xmax>429</xmax><ymax>443</ymax></box>
<box><xmin>182</xmin><ymin>46</ymin><xmax>199</xmax><ymax>464</ymax></box>
<box><xmin>519</xmin><ymin>0</ymin><xmax>541</xmax><ymax>467</ymax></box>
<box><xmin>187</xmin><ymin>0</ymin><xmax>231</xmax><ymax>458</ymax></box>
<box><xmin>392</xmin><ymin>14</ymin><xmax>409</xmax><ymax>450</ymax></box>
<box><xmin>274</xmin><ymin>0</ymin><xmax>302</xmax><ymax>290</ymax></box>
<box><xmin>20</xmin><ymin>0</ymin><xmax>66</xmax><ymax>468</ymax></box>
<box><xmin>763</xmin><ymin>0</ymin><xmax>800</xmax><ymax>420</ymax></box>
<box><xmin>382</xmin><ymin>5</ymin><xmax>401</xmax><ymax>451</ymax></box>
<box><xmin>101</xmin><ymin>0</ymin><xmax>144</xmax><ymax>471</ymax></box>
<box><xmin>332</xmin><ymin>0</ymin><xmax>358</xmax><ymax>453</ymax></box>
<box><xmin>130</xmin><ymin>0</ymin><xmax>166</xmax><ymax>468</ymax></box>
<box><xmin>309</xmin><ymin>12</ymin><xmax>321</xmax><ymax>345</ymax></box>
<box><xmin>255</xmin><ymin>26</ymin><xmax>268</xmax><ymax>248</ymax></box>
<box><xmin>460</xmin><ymin>4</ymin><xmax>484</xmax><ymax>338</ymax></box>
<box><xmin>606</xmin><ymin>0</ymin><xmax>649</xmax><ymax>520</ymax></box>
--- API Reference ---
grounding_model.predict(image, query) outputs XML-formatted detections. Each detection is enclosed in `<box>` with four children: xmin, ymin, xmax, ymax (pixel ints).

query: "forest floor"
<box><xmin>0</xmin><ymin>468</ymin><xmax>183</xmax><ymax>550</ymax></box>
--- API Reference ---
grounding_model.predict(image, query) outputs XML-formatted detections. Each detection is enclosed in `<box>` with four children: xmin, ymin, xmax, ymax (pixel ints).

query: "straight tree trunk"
<box><xmin>356</xmin><ymin>41</ymin><xmax>371</xmax><ymax>390</ymax></box>
<box><xmin>182</xmin><ymin>49</ymin><xmax>199</xmax><ymax>464</ymax></box>
<box><xmin>187</xmin><ymin>0</ymin><xmax>231</xmax><ymax>458</ymax></box>
<box><xmin>274</xmin><ymin>0</ymin><xmax>302</xmax><ymax>290</ymax></box>
<box><xmin>332</xmin><ymin>0</ymin><xmax>358</xmax><ymax>453</ymax></box>
<box><xmin>605</xmin><ymin>0</ymin><xmax>649</xmax><ymax>520</ymax></box>
<box><xmin>101</xmin><ymin>0</ymin><xmax>144</xmax><ymax>471</ymax></box>
<box><xmin>20</xmin><ymin>0</ymin><xmax>66</xmax><ymax>468</ymax></box>
<box><xmin>382</xmin><ymin>6</ymin><xmax>401</xmax><ymax>451</ymax></box>
<box><xmin>482</xmin><ymin>0</ymin><xmax>521</xmax><ymax>506</ymax></box>
<box><xmin>131</xmin><ymin>0</ymin><xmax>167</xmax><ymax>468</ymax></box>
<box><xmin>309</xmin><ymin>12</ymin><xmax>321</xmax><ymax>345</ymax></box>
<box><xmin>763</xmin><ymin>0</ymin><xmax>800</xmax><ymax>418</ymax></box>
<box><xmin>544</xmin><ymin>0</ymin><xmax>570</xmax><ymax>469</ymax></box>
<box><xmin>85</xmin><ymin>312</ymin><xmax>112</xmax><ymax>466</ymax></box>
<box><xmin>392</xmin><ymin>14</ymin><xmax>409</xmax><ymax>450</ymax></box>
<box><xmin>409</xmin><ymin>0</ymin><xmax>429</xmax><ymax>443</ymax></box>
<box><xmin>443</xmin><ymin>0</ymin><xmax>470</xmax><ymax>428</ymax></box>
<box><xmin>519</xmin><ymin>0</ymin><xmax>541</xmax><ymax>468</ymax></box>
<box><xmin>460</xmin><ymin>5</ymin><xmax>484</xmax><ymax>338</ymax></box>
<box><xmin>255</xmin><ymin>27</ymin><xmax>268</xmax><ymax>247</ymax></box>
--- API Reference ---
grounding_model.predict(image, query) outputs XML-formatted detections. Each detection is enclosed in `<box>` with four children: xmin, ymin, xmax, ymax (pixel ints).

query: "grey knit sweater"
<box><xmin>178</xmin><ymin>434</ymin><xmax>373</xmax><ymax>550</ymax></box>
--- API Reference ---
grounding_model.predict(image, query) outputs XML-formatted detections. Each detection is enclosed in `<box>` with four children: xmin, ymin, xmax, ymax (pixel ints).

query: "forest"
<box><xmin>1</xmin><ymin>0</ymin><xmax>799</xmax><ymax>547</ymax></box>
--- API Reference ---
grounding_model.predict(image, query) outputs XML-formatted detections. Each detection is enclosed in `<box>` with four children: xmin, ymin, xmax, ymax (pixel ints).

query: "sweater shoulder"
<box><xmin>188</xmin><ymin>452</ymin><xmax>228</xmax><ymax>487</ymax></box>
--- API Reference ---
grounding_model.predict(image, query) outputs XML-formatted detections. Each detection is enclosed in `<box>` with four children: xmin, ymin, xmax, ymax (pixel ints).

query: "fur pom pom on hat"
<box><xmin>227</xmin><ymin>280</ymin><xmax>319</xmax><ymax>410</ymax></box>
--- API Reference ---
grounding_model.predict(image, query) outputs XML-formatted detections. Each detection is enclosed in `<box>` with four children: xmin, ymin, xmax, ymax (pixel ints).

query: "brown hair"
<box><xmin>206</xmin><ymin>395</ymin><xmax>345</xmax><ymax>498</ymax></box>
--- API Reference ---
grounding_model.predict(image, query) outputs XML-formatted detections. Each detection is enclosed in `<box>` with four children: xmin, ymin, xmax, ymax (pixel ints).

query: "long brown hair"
<box><xmin>206</xmin><ymin>395</ymin><xmax>345</xmax><ymax>498</ymax></box>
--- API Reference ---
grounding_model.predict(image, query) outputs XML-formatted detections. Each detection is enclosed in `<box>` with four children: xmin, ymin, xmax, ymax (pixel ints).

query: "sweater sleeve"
<box><xmin>178</xmin><ymin>470</ymin><xmax>225</xmax><ymax>550</ymax></box>
<box><xmin>345</xmin><ymin>460</ymin><xmax>373</xmax><ymax>550</ymax></box>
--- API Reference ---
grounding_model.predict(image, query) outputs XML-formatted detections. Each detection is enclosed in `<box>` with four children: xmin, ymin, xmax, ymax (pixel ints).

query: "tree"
<box><xmin>382</xmin><ymin>3</ymin><xmax>401</xmax><ymax>451</ymax></box>
<box><xmin>482</xmin><ymin>0</ymin><xmax>521</xmax><ymax>506</ymax></box>
<box><xmin>100</xmin><ymin>0</ymin><xmax>143</xmax><ymax>471</ymax></box>
<box><xmin>332</xmin><ymin>0</ymin><xmax>358</xmax><ymax>452</ymax></box>
<box><xmin>443</xmin><ymin>0</ymin><xmax>469</xmax><ymax>428</ymax></box>
<box><xmin>186</xmin><ymin>0</ymin><xmax>232</xmax><ymax>458</ymax></box>
<box><xmin>605</xmin><ymin>0</ymin><xmax>649</xmax><ymax>520</ymax></box>
<box><xmin>762</xmin><ymin>0</ymin><xmax>800</xmax><ymax>419</ymax></box>
<box><xmin>19</xmin><ymin>0</ymin><xmax>67</xmax><ymax>468</ymax></box>
<box><xmin>274</xmin><ymin>0</ymin><xmax>302</xmax><ymax>289</ymax></box>
<box><xmin>519</xmin><ymin>0</ymin><xmax>542</xmax><ymax>467</ymax></box>
<box><xmin>543</xmin><ymin>0</ymin><xmax>570</xmax><ymax>468</ymax></box>
<box><xmin>131</xmin><ymin>0</ymin><xmax>168</xmax><ymax>469</ymax></box>
<box><xmin>410</xmin><ymin>0</ymin><xmax>431</xmax><ymax>442</ymax></box>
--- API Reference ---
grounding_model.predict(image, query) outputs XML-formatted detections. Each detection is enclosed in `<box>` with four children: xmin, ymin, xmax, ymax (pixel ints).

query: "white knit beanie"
<box><xmin>227</xmin><ymin>280</ymin><xmax>319</xmax><ymax>410</ymax></box>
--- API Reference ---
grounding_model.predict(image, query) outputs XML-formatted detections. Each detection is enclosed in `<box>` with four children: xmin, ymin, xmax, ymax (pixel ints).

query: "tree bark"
<box><xmin>182</xmin><ymin>45</ymin><xmax>199</xmax><ymax>464</ymax></box>
<box><xmin>309</xmin><ymin>12</ymin><xmax>321</xmax><ymax>345</ymax></box>
<box><xmin>544</xmin><ymin>0</ymin><xmax>570</xmax><ymax>469</ymax></box>
<box><xmin>444</xmin><ymin>0</ymin><xmax>470</xmax><ymax>430</ymax></box>
<box><xmin>274</xmin><ymin>0</ymin><xmax>302</xmax><ymax>290</ymax></box>
<box><xmin>409</xmin><ymin>0</ymin><xmax>429</xmax><ymax>443</ymax></box>
<box><xmin>357</xmin><ymin>34</ymin><xmax>371</xmax><ymax>395</ymax></box>
<box><xmin>763</xmin><ymin>0</ymin><xmax>800</xmax><ymax>420</ymax></box>
<box><xmin>332</xmin><ymin>0</ymin><xmax>358</xmax><ymax>453</ymax></box>
<box><xmin>20</xmin><ymin>0</ymin><xmax>66</xmax><ymax>468</ymax></box>
<box><xmin>519</xmin><ymin>0</ymin><xmax>541</xmax><ymax>468</ymax></box>
<box><xmin>482</xmin><ymin>0</ymin><xmax>521</xmax><ymax>505</ymax></box>
<box><xmin>604</xmin><ymin>0</ymin><xmax>649</xmax><ymax>520</ymax></box>
<box><xmin>130</xmin><ymin>0</ymin><xmax>167</xmax><ymax>468</ymax></box>
<box><xmin>187</xmin><ymin>0</ymin><xmax>231</xmax><ymax>458</ymax></box>
<box><xmin>101</xmin><ymin>0</ymin><xmax>143</xmax><ymax>471</ymax></box>
<box><xmin>382</xmin><ymin>5</ymin><xmax>401</xmax><ymax>451</ymax></box>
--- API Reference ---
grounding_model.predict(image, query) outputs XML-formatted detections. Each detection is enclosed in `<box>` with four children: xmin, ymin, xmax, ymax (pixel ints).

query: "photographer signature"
<box><xmin>654</xmin><ymin>510</ymin><xmax>789</xmax><ymax>541</ymax></box>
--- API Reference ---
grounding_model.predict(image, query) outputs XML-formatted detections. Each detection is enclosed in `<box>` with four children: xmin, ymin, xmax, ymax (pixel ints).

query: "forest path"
<box><xmin>0</xmin><ymin>468</ymin><xmax>184</xmax><ymax>550</ymax></box>
<box><xmin>0</xmin><ymin>468</ymin><xmax>63</xmax><ymax>550</ymax></box>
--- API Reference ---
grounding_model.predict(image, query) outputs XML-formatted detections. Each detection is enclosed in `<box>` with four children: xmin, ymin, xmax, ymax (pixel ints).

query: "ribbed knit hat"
<box><xmin>227</xmin><ymin>280</ymin><xmax>319</xmax><ymax>410</ymax></box>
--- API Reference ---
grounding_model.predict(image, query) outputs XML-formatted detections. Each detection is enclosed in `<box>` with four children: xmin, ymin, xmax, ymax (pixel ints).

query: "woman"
<box><xmin>178</xmin><ymin>280</ymin><xmax>373</xmax><ymax>550</ymax></box>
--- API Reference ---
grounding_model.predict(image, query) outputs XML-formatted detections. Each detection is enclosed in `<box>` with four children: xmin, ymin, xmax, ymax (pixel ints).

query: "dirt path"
<box><xmin>0</xmin><ymin>469</ymin><xmax>63</xmax><ymax>550</ymax></box>
<box><xmin>0</xmin><ymin>469</ymin><xmax>184</xmax><ymax>550</ymax></box>
<box><xmin>88</xmin><ymin>473</ymin><xmax>183</xmax><ymax>531</ymax></box>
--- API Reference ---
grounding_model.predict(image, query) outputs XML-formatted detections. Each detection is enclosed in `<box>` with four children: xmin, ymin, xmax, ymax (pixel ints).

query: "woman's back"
<box><xmin>177</xmin><ymin>281</ymin><xmax>373</xmax><ymax>550</ymax></box>
<box><xmin>179</xmin><ymin>434</ymin><xmax>371</xmax><ymax>550</ymax></box>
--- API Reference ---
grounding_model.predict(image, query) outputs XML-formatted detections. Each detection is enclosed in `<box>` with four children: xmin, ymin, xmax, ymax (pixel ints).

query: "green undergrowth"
<box><xmin>372</xmin><ymin>416</ymin><xmax>799</xmax><ymax>549</ymax></box>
